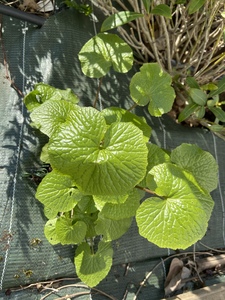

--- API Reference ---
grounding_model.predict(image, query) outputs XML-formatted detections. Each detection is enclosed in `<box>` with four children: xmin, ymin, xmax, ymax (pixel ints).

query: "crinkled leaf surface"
<box><xmin>78</xmin><ymin>33</ymin><xmax>133</xmax><ymax>78</ymax></box>
<box><xmin>75</xmin><ymin>241</ymin><xmax>113</xmax><ymax>287</ymax></box>
<box><xmin>136</xmin><ymin>163</ymin><xmax>214</xmax><ymax>249</ymax></box>
<box><xmin>130</xmin><ymin>63</ymin><xmax>175</xmax><ymax>116</ymax></box>
<box><xmin>101</xmin><ymin>107</ymin><xmax>152</xmax><ymax>142</ymax></box>
<box><xmin>95</xmin><ymin>216</ymin><xmax>132</xmax><ymax>241</ymax></box>
<box><xmin>101</xmin><ymin>11</ymin><xmax>143</xmax><ymax>32</ymax></box>
<box><xmin>55</xmin><ymin>217</ymin><xmax>87</xmax><ymax>245</ymax></box>
<box><xmin>36</xmin><ymin>170</ymin><xmax>82</xmax><ymax>212</ymax></box>
<box><xmin>24</xmin><ymin>83</ymin><xmax>79</xmax><ymax>112</ymax></box>
<box><xmin>30</xmin><ymin>100</ymin><xmax>78</xmax><ymax>137</ymax></box>
<box><xmin>100</xmin><ymin>189</ymin><xmax>142</xmax><ymax>220</ymax></box>
<box><xmin>48</xmin><ymin>107</ymin><xmax>148</xmax><ymax>195</ymax></box>
<box><xmin>44</xmin><ymin>218</ymin><xmax>60</xmax><ymax>245</ymax></box>
<box><xmin>171</xmin><ymin>144</ymin><xmax>218</xmax><ymax>192</ymax></box>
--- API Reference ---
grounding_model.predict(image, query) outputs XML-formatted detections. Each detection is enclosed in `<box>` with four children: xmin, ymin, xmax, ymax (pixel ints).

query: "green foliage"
<box><xmin>101</xmin><ymin>11</ymin><xmax>144</xmax><ymax>32</ymax></box>
<box><xmin>24</xmin><ymin>16</ymin><xmax>219</xmax><ymax>286</ymax></box>
<box><xmin>79</xmin><ymin>33</ymin><xmax>133</xmax><ymax>78</ymax></box>
<box><xmin>178</xmin><ymin>76</ymin><xmax>225</xmax><ymax>125</ymax></box>
<box><xmin>188</xmin><ymin>0</ymin><xmax>207</xmax><ymax>14</ymax></box>
<box><xmin>130</xmin><ymin>63</ymin><xmax>175</xmax><ymax>117</ymax></box>
<box><xmin>151</xmin><ymin>4</ymin><xmax>172</xmax><ymax>19</ymax></box>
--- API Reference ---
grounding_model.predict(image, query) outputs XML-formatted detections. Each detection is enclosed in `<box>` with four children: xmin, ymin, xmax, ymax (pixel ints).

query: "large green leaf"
<box><xmin>101</xmin><ymin>107</ymin><xmax>152</xmax><ymax>142</ymax></box>
<box><xmin>48</xmin><ymin>107</ymin><xmax>148</xmax><ymax>195</ymax></box>
<box><xmin>188</xmin><ymin>0</ymin><xmax>206</xmax><ymax>14</ymax></box>
<box><xmin>101</xmin><ymin>11</ymin><xmax>143</xmax><ymax>32</ymax></box>
<box><xmin>136</xmin><ymin>163</ymin><xmax>214</xmax><ymax>249</ymax></box>
<box><xmin>30</xmin><ymin>100</ymin><xmax>78</xmax><ymax>137</ymax></box>
<box><xmin>78</xmin><ymin>33</ymin><xmax>133</xmax><ymax>78</ymax></box>
<box><xmin>129</xmin><ymin>63</ymin><xmax>175</xmax><ymax>116</ymax></box>
<box><xmin>55</xmin><ymin>216</ymin><xmax>87</xmax><ymax>245</ymax></box>
<box><xmin>151</xmin><ymin>4</ymin><xmax>172</xmax><ymax>19</ymax></box>
<box><xmin>24</xmin><ymin>83</ymin><xmax>79</xmax><ymax>112</ymax></box>
<box><xmin>95</xmin><ymin>216</ymin><xmax>132</xmax><ymax>241</ymax></box>
<box><xmin>36</xmin><ymin>170</ymin><xmax>82</xmax><ymax>212</ymax></box>
<box><xmin>171</xmin><ymin>144</ymin><xmax>218</xmax><ymax>192</ymax></box>
<box><xmin>75</xmin><ymin>241</ymin><xmax>113</xmax><ymax>287</ymax></box>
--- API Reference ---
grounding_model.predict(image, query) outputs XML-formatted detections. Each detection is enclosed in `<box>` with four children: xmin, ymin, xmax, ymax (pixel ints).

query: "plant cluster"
<box><xmin>24</xmin><ymin>2</ymin><xmax>219</xmax><ymax>287</ymax></box>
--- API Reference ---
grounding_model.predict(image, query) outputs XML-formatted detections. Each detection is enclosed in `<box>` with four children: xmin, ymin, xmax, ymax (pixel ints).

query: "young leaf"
<box><xmin>208</xmin><ymin>76</ymin><xmax>225</xmax><ymax>97</ymax></box>
<box><xmin>101</xmin><ymin>11</ymin><xmax>143</xmax><ymax>32</ymax></box>
<box><xmin>130</xmin><ymin>63</ymin><xmax>175</xmax><ymax>117</ymax></box>
<box><xmin>75</xmin><ymin>241</ymin><xmax>113</xmax><ymax>287</ymax></box>
<box><xmin>78</xmin><ymin>33</ymin><xmax>133</xmax><ymax>78</ymax></box>
<box><xmin>188</xmin><ymin>0</ymin><xmax>206</xmax><ymax>14</ymax></box>
<box><xmin>194</xmin><ymin>106</ymin><xmax>205</xmax><ymax>119</ymax></box>
<box><xmin>142</xmin><ymin>0</ymin><xmax>152</xmax><ymax>13</ymax></box>
<box><xmin>95</xmin><ymin>215</ymin><xmax>132</xmax><ymax>241</ymax></box>
<box><xmin>55</xmin><ymin>217</ymin><xmax>87</xmax><ymax>245</ymax></box>
<box><xmin>151</xmin><ymin>4</ymin><xmax>172</xmax><ymax>19</ymax></box>
<box><xmin>101</xmin><ymin>107</ymin><xmax>152</xmax><ymax>142</ymax></box>
<box><xmin>48</xmin><ymin>107</ymin><xmax>148</xmax><ymax>196</ymax></box>
<box><xmin>44</xmin><ymin>218</ymin><xmax>61</xmax><ymax>245</ymax></box>
<box><xmin>171</xmin><ymin>144</ymin><xmax>218</xmax><ymax>192</ymax></box>
<box><xmin>208</xmin><ymin>106</ymin><xmax>225</xmax><ymax>122</ymax></box>
<box><xmin>36</xmin><ymin>170</ymin><xmax>82</xmax><ymax>212</ymax></box>
<box><xmin>186</xmin><ymin>77</ymin><xmax>200</xmax><ymax>89</ymax></box>
<box><xmin>24</xmin><ymin>83</ymin><xmax>79</xmax><ymax>112</ymax></box>
<box><xmin>178</xmin><ymin>103</ymin><xmax>199</xmax><ymax>122</ymax></box>
<box><xmin>30</xmin><ymin>100</ymin><xmax>78</xmax><ymax>137</ymax></box>
<box><xmin>136</xmin><ymin>163</ymin><xmax>214</xmax><ymax>249</ymax></box>
<box><xmin>189</xmin><ymin>88</ymin><xmax>207</xmax><ymax>106</ymax></box>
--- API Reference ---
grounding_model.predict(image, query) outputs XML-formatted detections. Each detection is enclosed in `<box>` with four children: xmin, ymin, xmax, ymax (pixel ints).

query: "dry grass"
<box><xmin>91</xmin><ymin>0</ymin><xmax>225</xmax><ymax>85</ymax></box>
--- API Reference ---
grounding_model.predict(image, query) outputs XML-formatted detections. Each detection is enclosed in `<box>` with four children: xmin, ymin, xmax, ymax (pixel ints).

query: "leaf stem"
<box><xmin>93</xmin><ymin>77</ymin><xmax>103</xmax><ymax>109</ymax></box>
<box><xmin>127</xmin><ymin>103</ymin><xmax>137</xmax><ymax>111</ymax></box>
<box><xmin>135</xmin><ymin>185</ymin><xmax>156</xmax><ymax>195</ymax></box>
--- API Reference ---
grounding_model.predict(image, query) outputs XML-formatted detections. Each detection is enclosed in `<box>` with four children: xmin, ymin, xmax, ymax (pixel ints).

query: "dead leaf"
<box><xmin>164</xmin><ymin>258</ymin><xmax>191</xmax><ymax>296</ymax></box>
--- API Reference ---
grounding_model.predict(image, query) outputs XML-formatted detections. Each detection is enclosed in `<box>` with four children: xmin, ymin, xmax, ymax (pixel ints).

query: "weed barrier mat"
<box><xmin>0</xmin><ymin>6</ymin><xmax>225</xmax><ymax>300</ymax></box>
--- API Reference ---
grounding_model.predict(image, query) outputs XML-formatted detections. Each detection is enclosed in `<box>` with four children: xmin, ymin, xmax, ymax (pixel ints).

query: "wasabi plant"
<box><xmin>24</xmin><ymin>14</ymin><xmax>219</xmax><ymax>287</ymax></box>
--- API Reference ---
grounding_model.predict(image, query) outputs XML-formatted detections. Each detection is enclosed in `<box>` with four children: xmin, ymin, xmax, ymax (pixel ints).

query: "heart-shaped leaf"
<box><xmin>48</xmin><ymin>107</ymin><xmax>148</xmax><ymax>195</ymax></box>
<box><xmin>79</xmin><ymin>33</ymin><xmax>133</xmax><ymax>78</ymax></box>
<box><xmin>24</xmin><ymin>83</ymin><xmax>79</xmax><ymax>112</ymax></box>
<box><xmin>36</xmin><ymin>170</ymin><xmax>82</xmax><ymax>212</ymax></box>
<box><xmin>130</xmin><ymin>63</ymin><xmax>175</xmax><ymax>116</ymax></box>
<box><xmin>30</xmin><ymin>100</ymin><xmax>78</xmax><ymax>137</ymax></box>
<box><xmin>75</xmin><ymin>241</ymin><xmax>113</xmax><ymax>287</ymax></box>
<box><xmin>56</xmin><ymin>216</ymin><xmax>87</xmax><ymax>245</ymax></box>
<box><xmin>136</xmin><ymin>163</ymin><xmax>214</xmax><ymax>249</ymax></box>
<box><xmin>171</xmin><ymin>143</ymin><xmax>218</xmax><ymax>192</ymax></box>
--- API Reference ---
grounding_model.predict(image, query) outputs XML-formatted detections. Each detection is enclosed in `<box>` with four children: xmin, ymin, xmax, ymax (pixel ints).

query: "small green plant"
<box><xmin>178</xmin><ymin>76</ymin><xmax>225</xmax><ymax>134</ymax></box>
<box><xmin>24</xmin><ymin>13</ymin><xmax>219</xmax><ymax>287</ymax></box>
